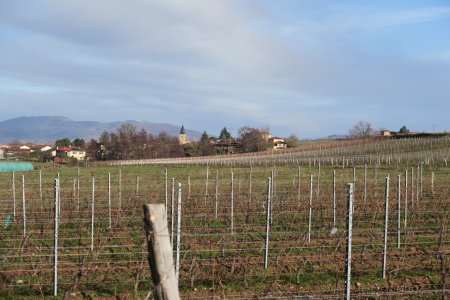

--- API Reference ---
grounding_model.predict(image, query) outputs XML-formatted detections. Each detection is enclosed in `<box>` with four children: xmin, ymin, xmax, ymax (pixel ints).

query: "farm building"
<box><xmin>270</xmin><ymin>137</ymin><xmax>287</xmax><ymax>150</ymax></box>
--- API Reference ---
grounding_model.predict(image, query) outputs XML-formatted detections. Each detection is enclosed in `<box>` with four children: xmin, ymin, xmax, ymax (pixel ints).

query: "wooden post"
<box><xmin>143</xmin><ymin>204</ymin><xmax>181</xmax><ymax>300</ymax></box>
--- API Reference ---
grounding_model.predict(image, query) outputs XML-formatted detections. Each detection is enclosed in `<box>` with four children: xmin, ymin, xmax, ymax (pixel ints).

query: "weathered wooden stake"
<box><xmin>143</xmin><ymin>204</ymin><xmax>181</xmax><ymax>300</ymax></box>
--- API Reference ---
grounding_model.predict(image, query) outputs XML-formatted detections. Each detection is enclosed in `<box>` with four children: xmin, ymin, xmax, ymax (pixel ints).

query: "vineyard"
<box><xmin>1</xmin><ymin>137</ymin><xmax>449</xmax><ymax>299</ymax></box>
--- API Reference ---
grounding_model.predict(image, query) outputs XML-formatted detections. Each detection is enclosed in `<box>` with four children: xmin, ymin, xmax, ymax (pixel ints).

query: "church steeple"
<box><xmin>178</xmin><ymin>125</ymin><xmax>186</xmax><ymax>144</ymax></box>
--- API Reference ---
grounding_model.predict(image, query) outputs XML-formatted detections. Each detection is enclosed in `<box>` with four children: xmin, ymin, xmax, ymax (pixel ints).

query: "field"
<box><xmin>1</xmin><ymin>137</ymin><xmax>449</xmax><ymax>299</ymax></box>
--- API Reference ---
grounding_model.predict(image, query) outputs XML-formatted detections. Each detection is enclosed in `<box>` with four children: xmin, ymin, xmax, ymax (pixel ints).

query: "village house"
<box><xmin>52</xmin><ymin>146</ymin><xmax>87</xmax><ymax>161</ymax></box>
<box><xmin>380</xmin><ymin>130</ymin><xmax>393</xmax><ymax>137</ymax></box>
<box><xmin>270</xmin><ymin>137</ymin><xmax>287</xmax><ymax>150</ymax></box>
<box><xmin>214</xmin><ymin>139</ymin><xmax>240</xmax><ymax>154</ymax></box>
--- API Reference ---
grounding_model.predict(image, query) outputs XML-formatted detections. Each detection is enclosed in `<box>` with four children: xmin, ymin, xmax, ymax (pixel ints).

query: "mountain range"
<box><xmin>0</xmin><ymin>116</ymin><xmax>201</xmax><ymax>144</ymax></box>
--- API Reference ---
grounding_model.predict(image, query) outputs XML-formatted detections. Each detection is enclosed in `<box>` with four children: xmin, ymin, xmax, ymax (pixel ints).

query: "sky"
<box><xmin>1</xmin><ymin>0</ymin><xmax>449</xmax><ymax>139</ymax></box>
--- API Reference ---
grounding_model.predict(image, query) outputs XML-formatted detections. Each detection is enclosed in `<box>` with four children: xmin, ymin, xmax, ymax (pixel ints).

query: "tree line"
<box><xmin>85</xmin><ymin>123</ymin><xmax>299</xmax><ymax>161</ymax></box>
<box><xmin>86</xmin><ymin>123</ymin><xmax>184</xmax><ymax>160</ymax></box>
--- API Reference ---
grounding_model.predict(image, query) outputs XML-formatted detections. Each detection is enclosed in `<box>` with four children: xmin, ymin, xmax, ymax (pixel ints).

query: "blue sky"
<box><xmin>1</xmin><ymin>0</ymin><xmax>449</xmax><ymax>138</ymax></box>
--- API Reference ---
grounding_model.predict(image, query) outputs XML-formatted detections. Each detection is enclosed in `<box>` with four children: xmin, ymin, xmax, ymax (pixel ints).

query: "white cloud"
<box><xmin>0</xmin><ymin>1</ymin><xmax>449</xmax><ymax>137</ymax></box>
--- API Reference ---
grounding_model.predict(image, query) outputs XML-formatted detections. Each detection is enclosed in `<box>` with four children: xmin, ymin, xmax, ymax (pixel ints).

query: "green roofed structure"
<box><xmin>0</xmin><ymin>162</ymin><xmax>34</xmax><ymax>172</ymax></box>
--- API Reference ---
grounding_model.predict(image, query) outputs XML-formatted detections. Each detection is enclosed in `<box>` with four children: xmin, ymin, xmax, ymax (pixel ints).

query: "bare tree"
<box><xmin>238</xmin><ymin>126</ymin><xmax>269</xmax><ymax>153</ymax></box>
<box><xmin>348</xmin><ymin>121</ymin><xmax>374</xmax><ymax>139</ymax></box>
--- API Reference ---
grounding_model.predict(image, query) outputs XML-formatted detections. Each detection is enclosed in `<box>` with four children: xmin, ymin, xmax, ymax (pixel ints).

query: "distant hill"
<box><xmin>0</xmin><ymin>116</ymin><xmax>201</xmax><ymax>143</ymax></box>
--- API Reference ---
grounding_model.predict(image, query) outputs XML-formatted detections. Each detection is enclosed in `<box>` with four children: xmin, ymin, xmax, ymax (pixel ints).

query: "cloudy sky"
<box><xmin>1</xmin><ymin>0</ymin><xmax>449</xmax><ymax>138</ymax></box>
